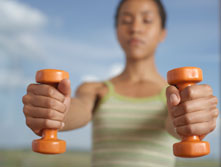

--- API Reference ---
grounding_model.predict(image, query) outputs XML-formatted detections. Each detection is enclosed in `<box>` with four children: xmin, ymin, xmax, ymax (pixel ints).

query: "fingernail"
<box><xmin>170</xmin><ymin>94</ymin><xmax>178</xmax><ymax>104</ymax></box>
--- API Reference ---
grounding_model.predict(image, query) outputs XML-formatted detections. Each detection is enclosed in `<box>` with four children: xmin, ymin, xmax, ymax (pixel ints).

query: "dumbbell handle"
<box><xmin>42</xmin><ymin>129</ymin><xmax>57</xmax><ymax>140</ymax></box>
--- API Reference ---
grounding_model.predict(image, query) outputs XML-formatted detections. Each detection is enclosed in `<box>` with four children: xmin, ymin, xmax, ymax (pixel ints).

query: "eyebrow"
<box><xmin>120</xmin><ymin>10</ymin><xmax>153</xmax><ymax>17</ymax></box>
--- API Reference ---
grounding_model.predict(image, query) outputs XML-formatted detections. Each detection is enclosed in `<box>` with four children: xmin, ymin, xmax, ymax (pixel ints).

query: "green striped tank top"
<box><xmin>92</xmin><ymin>81</ymin><xmax>178</xmax><ymax>167</ymax></box>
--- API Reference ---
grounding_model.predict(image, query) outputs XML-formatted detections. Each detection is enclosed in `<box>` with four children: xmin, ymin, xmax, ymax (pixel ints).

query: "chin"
<box><xmin>126</xmin><ymin>51</ymin><xmax>150</xmax><ymax>60</ymax></box>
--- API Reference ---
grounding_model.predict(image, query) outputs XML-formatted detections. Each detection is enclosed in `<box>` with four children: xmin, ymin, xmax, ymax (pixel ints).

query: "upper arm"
<box><xmin>74</xmin><ymin>82</ymin><xmax>100</xmax><ymax>113</ymax></box>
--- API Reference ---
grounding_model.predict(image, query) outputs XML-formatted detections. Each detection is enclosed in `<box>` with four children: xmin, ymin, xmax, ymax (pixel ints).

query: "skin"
<box><xmin>22</xmin><ymin>0</ymin><xmax>218</xmax><ymax>139</ymax></box>
<box><xmin>166</xmin><ymin>85</ymin><xmax>218</xmax><ymax>139</ymax></box>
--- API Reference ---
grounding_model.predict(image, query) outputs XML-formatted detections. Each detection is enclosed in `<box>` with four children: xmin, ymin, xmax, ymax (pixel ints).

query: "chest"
<box><xmin>93</xmin><ymin>99</ymin><xmax>167</xmax><ymax>133</ymax></box>
<box><xmin>97</xmin><ymin>82</ymin><xmax>163</xmax><ymax>100</ymax></box>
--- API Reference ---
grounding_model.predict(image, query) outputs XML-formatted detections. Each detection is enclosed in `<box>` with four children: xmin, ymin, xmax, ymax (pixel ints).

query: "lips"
<box><xmin>128</xmin><ymin>38</ymin><xmax>145</xmax><ymax>46</ymax></box>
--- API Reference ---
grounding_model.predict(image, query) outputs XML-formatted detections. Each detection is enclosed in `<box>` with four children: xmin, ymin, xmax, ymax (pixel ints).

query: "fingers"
<box><xmin>26</xmin><ymin>116</ymin><xmax>64</xmax><ymax>131</ymax></box>
<box><xmin>175</xmin><ymin>118</ymin><xmax>217</xmax><ymax>136</ymax></box>
<box><xmin>23</xmin><ymin>94</ymin><xmax>66</xmax><ymax>113</ymax></box>
<box><xmin>22</xmin><ymin>80</ymin><xmax>72</xmax><ymax>136</ymax></box>
<box><xmin>58</xmin><ymin>79</ymin><xmax>71</xmax><ymax>97</ymax></box>
<box><xmin>27</xmin><ymin>84</ymin><xmax>65</xmax><ymax>102</ymax></box>
<box><xmin>166</xmin><ymin>84</ymin><xmax>219</xmax><ymax>138</ymax></box>
<box><xmin>171</xmin><ymin>96</ymin><xmax>218</xmax><ymax>117</ymax></box>
<box><xmin>180</xmin><ymin>84</ymin><xmax>213</xmax><ymax>102</ymax></box>
<box><xmin>166</xmin><ymin>85</ymin><xmax>181</xmax><ymax>108</ymax></box>
<box><xmin>23</xmin><ymin>105</ymin><xmax>66</xmax><ymax>134</ymax></box>
<box><xmin>23</xmin><ymin>105</ymin><xmax>65</xmax><ymax>122</ymax></box>
<box><xmin>173</xmin><ymin>108</ymin><xmax>219</xmax><ymax>127</ymax></box>
<box><xmin>33</xmin><ymin>129</ymin><xmax>43</xmax><ymax>136</ymax></box>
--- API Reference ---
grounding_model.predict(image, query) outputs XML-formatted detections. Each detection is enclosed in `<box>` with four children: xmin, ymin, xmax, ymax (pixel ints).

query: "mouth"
<box><xmin>128</xmin><ymin>38</ymin><xmax>145</xmax><ymax>46</ymax></box>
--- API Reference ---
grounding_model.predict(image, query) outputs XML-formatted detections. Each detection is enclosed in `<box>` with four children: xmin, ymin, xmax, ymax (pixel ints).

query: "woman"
<box><xmin>22</xmin><ymin>0</ymin><xmax>219</xmax><ymax>166</ymax></box>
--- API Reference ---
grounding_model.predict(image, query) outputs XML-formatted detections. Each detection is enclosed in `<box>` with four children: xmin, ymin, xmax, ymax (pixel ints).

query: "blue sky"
<box><xmin>0</xmin><ymin>0</ymin><xmax>220</xmax><ymax>159</ymax></box>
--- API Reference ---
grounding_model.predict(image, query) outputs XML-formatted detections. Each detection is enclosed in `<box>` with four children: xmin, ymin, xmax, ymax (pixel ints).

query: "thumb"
<box><xmin>166</xmin><ymin>85</ymin><xmax>180</xmax><ymax>109</ymax></box>
<box><xmin>58</xmin><ymin>79</ymin><xmax>71</xmax><ymax>97</ymax></box>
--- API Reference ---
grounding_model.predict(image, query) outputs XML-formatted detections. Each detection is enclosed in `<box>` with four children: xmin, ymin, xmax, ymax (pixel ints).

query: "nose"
<box><xmin>130</xmin><ymin>19</ymin><xmax>143</xmax><ymax>35</ymax></box>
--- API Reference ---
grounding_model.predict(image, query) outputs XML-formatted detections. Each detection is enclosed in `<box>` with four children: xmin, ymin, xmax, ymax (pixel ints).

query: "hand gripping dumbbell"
<box><xmin>167</xmin><ymin>67</ymin><xmax>210</xmax><ymax>158</ymax></box>
<box><xmin>32</xmin><ymin>69</ymin><xmax>69</xmax><ymax>154</ymax></box>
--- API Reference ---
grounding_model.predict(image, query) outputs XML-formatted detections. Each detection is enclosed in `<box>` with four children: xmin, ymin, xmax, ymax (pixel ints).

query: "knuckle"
<box><xmin>46</xmin><ymin>87</ymin><xmax>54</xmax><ymax>97</ymax></box>
<box><xmin>182</xmin><ymin>102</ymin><xmax>190</xmax><ymax>113</ymax></box>
<box><xmin>45</xmin><ymin>99</ymin><xmax>54</xmax><ymax>108</ymax></box>
<box><xmin>47</xmin><ymin>109</ymin><xmax>54</xmax><ymax>119</ymax></box>
<box><xmin>213</xmin><ymin>109</ymin><xmax>219</xmax><ymax>118</ymax></box>
<box><xmin>44</xmin><ymin>119</ymin><xmax>60</xmax><ymax>129</ymax></box>
<box><xmin>212</xmin><ymin>96</ymin><xmax>218</xmax><ymax>105</ymax></box>
<box><xmin>22</xmin><ymin>95</ymin><xmax>29</xmax><ymax>104</ymax></box>
<box><xmin>23</xmin><ymin>106</ymin><xmax>29</xmax><ymax>115</ymax></box>
<box><xmin>215</xmin><ymin>108</ymin><xmax>219</xmax><ymax>118</ymax></box>
<box><xmin>186</xmin><ymin>125</ymin><xmax>194</xmax><ymax>135</ymax></box>
<box><xmin>27</xmin><ymin>84</ymin><xmax>34</xmax><ymax>92</ymax></box>
<box><xmin>61</xmin><ymin>104</ymin><xmax>66</xmax><ymax>113</ymax></box>
<box><xmin>186</xmin><ymin>87</ymin><xmax>194</xmax><ymax>99</ymax></box>
<box><xmin>44</xmin><ymin>119</ymin><xmax>51</xmax><ymax>128</ymax></box>
<box><xmin>184</xmin><ymin>115</ymin><xmax>191</xmax><ymax>124</ymax></box>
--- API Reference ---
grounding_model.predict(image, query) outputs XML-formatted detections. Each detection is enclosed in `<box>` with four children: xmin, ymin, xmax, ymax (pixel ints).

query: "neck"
<box><xmin>120</xmin><ymin>54</ymin><xmax>165</xmax><ymax>83</ymax></box>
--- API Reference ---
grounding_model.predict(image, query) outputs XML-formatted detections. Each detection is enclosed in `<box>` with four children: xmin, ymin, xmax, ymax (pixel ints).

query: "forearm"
<box><xmin>60</xmin><ymin>98</ymin><xmax>92</xmax><ymax>132</ymax></box>
<box><xmin>165</xmin><ymin>115</ymin><xmax>181</xmax><ymax>140</ymax></box>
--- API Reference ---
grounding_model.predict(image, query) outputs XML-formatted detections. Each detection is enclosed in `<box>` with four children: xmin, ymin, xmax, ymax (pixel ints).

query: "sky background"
<box><xmin>0</xmin><ymin>0</ymin><xmax>220</xmax><ymax>159</ymax></box>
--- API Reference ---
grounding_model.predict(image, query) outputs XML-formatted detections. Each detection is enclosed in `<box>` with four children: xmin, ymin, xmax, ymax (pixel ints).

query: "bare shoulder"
<box><xmin>75</xmin><ymin>81</ymin><xmax>108</xmax><ymax>98</ymax></box>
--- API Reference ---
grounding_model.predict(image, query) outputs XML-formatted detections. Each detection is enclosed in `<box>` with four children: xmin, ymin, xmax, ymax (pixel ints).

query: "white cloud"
<box><xmin>80</xmin><ymin>63</ymin><xmax>124</xmax><ymax>83</ymax></box>
<box><xmin>0</xmin><ymin>0</ymin><xmax>48</xmax><ymax>87</ymax></box>
<box><xmin>81</xmin><ymin>75</ymin><xmax>99</xmax><ymax>82</ymax></box>
<box><xmin>0</xmin><ymin>0</ymin><xmax>47</xmax><ymax>61</ymax></box>
<box><xmin>38</xmin><ymin>34</ymin><xmax>121</xmax><ymax>62</ymax></box>
<box><xmin>0</xmin><ymin>0</ymin><xmax>47</xmax><ymax>32</ymax></box>
<box><xmin>108</xmin><ymin>63</ymin><xmax>124</xmax><ymax>77</ymax></box>
<box><xmin>0</xmin><ymin>0</ymin><xmax>123</xmax><ymax>89</ymax></box>
<box><xmin>0</xmin><ymin>33</ymin><xmax>45</xmax><ymax>59</ymax></box>
<box><xmin>0</xmin><ymin>69</ymin><xmax>32</xmax><ymax>88</ymax></box>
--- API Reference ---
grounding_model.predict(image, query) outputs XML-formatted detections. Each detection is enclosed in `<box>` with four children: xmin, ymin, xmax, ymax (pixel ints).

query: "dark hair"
<box><xmin>114</xmin><ymin>0</ymin><xmax>167</xmax><ymax>29</ymax></box>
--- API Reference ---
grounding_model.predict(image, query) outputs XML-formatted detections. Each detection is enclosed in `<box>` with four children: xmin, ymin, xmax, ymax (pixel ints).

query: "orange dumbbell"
<box><xmin>167</xmin><ymin>67</ymin><xmax>210</xmax><ymax>158</ymax></box>
<box><xmin>32</xmin><ymin>69</ymin><xmax>69</xmax><ymax>154</ymax></box>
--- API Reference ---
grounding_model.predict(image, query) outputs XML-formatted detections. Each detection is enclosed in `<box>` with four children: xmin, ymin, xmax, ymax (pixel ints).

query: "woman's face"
<box><xmin>117</xmin><ymin>0</ymin><xmax>166</xmax><ymax>60</ymax></box>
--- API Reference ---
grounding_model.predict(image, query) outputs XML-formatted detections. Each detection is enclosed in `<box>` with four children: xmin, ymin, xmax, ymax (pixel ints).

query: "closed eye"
<box><xmin>143</xmin><ymin>19</ymin><xmax>153</xmax><ymax>24</ymax></box>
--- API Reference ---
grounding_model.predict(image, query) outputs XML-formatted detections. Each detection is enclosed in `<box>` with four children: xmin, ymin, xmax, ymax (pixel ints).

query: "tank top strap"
<box><xmin>103</xmin><ymin>80</ymin><xmax>115</xmax><ymax>95</ymax></box>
